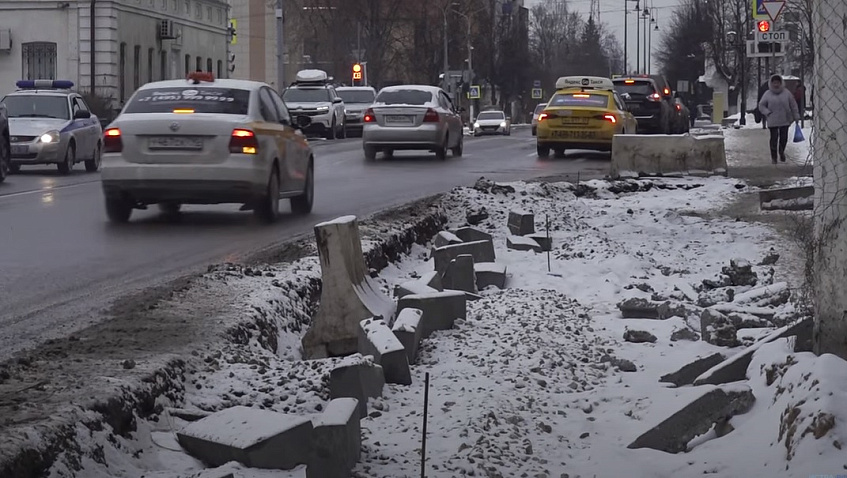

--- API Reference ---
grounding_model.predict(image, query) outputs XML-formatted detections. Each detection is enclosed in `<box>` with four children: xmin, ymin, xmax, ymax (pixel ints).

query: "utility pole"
<box><xmin>442</xmin><ymin>8</ymin><xmax>449</xmax><ymax>98</ymax></box>
<box><xmin>276</xmin><ymin>0</ymin><xmax>285</xmax><ymax>89</ymax></box>
<box><xmin>623</xmin><ymin>0</ymin><xmax>628</xmax><ymax>74</ymax></box>
<box><xmin>635</xmin><ymin>0</ymin><xmax>640</xmax><ymax>74</ymax></box>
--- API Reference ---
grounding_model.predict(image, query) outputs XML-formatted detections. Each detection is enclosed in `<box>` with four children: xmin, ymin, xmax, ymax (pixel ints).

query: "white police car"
<box><xmin>2</xmin><ymin>80</ymin><xmax>103</xmax><ymax>174</ymax></box>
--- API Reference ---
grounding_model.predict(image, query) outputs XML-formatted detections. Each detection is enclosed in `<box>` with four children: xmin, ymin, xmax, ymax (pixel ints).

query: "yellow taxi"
<box><xmin>535</xmin><ymin>76</ymin><xmax>637</xmax><ymax>158</ymax></box>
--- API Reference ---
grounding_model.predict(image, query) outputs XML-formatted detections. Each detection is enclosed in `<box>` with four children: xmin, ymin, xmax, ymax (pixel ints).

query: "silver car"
<box><xmin>531</xmin><ymin>103</ymin><xmax>547</xmax><ymax>136</ymax></box>
<box><xmin>361</xmin><ymin>85</ymin><xmax>464</xmax><ymax>161</ymax></box>
<box><xmin>100</xmin><ymin>73</ymin><xmax>315</xmax><ymax>224</ymax></box>
<box><xmin>3</xmin><ymin>80</ymin><xmax>103</xmax><ymax>174</ymax></box>
<box><xmin>337</xmin><ymin>86</ymin><xmax>376</xmax><ymax>137</ymax></box>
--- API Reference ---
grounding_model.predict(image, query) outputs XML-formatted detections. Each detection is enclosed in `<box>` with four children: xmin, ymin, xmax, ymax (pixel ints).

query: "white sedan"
<box><xmin>473</xmin><ymin>110</ymin><xmax>511</xmax><ymax>136</ymax></box>
<box><xmin>100</xmin><ymin>72</ymin><xmax>315</xmax><ymax>224</ymax></box>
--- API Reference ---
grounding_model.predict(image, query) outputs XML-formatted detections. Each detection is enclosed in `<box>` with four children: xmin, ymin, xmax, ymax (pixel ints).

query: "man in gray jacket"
<box><xmin>758</xmin><ymin>74</ymin><xmax>800</xmax><ymax>163</ymax></box>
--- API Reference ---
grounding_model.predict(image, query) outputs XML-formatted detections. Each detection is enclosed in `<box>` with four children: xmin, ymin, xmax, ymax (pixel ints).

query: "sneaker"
<box><xmin>780</xmin><ymin>153</ymin><xmax>787</xmax><ymax>162</ymax></box>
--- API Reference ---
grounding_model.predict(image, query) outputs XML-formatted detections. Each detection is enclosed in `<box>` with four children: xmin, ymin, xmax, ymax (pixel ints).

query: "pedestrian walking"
<box><xmin>794</xmin><ymin>81</ymin><xmax>807</xmax><ymax>115</ymax></box>
<box><xmin>758</xmin><ymin>74</ymin><xmax>801</xmax><ymax>164</ymax></box>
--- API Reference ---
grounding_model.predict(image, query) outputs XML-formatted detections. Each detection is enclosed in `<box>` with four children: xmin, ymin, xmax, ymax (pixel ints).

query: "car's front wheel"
<box><xmin>105</xmin><ymin>195</ymin><xmax>132</xmax><ymax>223</ymax></box>
<box><xmin>451</xmin><ymin>134</ymin><xmax>463</xmax><ymax>157</ymax></box>
<box><xmin>325</xmin><ymin>118</ymin><xmax>337</xmax><ymax>140</ymax></box>
<box><xmin>58</xmin><ymin>143</ymin><xmax>75</xmax><ymax>175</ymax></box>
<box><xmin>290</xmin><ymin>160</ymin><xmax>314</xmax><ymax>215</ymax></box>
<box><xmin>85</xmin><ymin>143</ymin><xmax>102</xmax><ymax>172</ymax></box>
<box><xmin>255</xmin><ymin>167</ymin><xmax>280</xmax><ymax>223</ymax></box>
<box><xmin>0</xmin><ymin>136</ymin><xmax>9</xmax><ymax>183</ymax></box>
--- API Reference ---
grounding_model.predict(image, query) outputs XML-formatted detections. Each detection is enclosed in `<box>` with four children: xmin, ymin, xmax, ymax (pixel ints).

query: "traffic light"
<box><xmin>757</xmin><ymin>41</ymin><xmax>783</xmax><ymax>54</ymax></box>
<box><xmin>352</xmin><ymin>63</ymin><xmax>362</xmax><ymax>84</ymax></box>
<box><xmin>757</xmin><ymin>20</ymin><xmax>771</xmax><ymax>33</ymax></box>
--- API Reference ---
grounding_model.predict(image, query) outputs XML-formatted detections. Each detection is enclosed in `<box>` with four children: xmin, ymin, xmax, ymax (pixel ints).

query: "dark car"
<box><xmin>0</xmin><ymin>101</ymin><xmax>8</xmax><ymax>182</ymax></box>
<box><xmin>612</xmin><ymin>77</ymin><xmax>673</xmax><ymax>134</ymax></box>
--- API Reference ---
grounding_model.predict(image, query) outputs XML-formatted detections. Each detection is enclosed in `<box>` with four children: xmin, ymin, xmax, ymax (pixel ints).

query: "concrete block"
<box><xmin>700</xmin><ymin>309</ymin><xmax>739</xmax><ymax>347</ymax></box>
<box><xmin>659</xmin><ymin>353</ymin><xmax>726</xmax><ymax>387</ymax></box>
<box><xmin>176</xmin><ymin>406</ymin><xmax>313</xmax><ymax>469</ymax></box>
<box><xmin>759</xmin><ymin>186</ymin><xmax>814</xmax><ymax>211</ymax></box>
<box><xmin>421</xmin><ymin>270</ymin><xmax>443</xmax><ymax>291</ymax></box>
<box><xmin>628</xmin><ymin>385</ymin><xmax>755</xmax><ymax>453</ymax></box>
<box><xmin>475</xmin><ymin>262</ymin><xmax>507</xmax><ymax>289</ymax></box>
<box><xmin>694</xmin><ymin>317</ymin><xmax>813</xmax><ymax>386</ymax></box>
<box><xmin>303</xmin><ymin>216</ymin><xmax>396</xmax><ymax>359</ymax></box>
<box><xmin>392</xmin><ymin>308</ymin><xmax>424</xmax><ymax>364</ymax></box>
<box><xmin>527</xmin><ymin>233</ymin><xmax>553</xmax><ymax>252</ymax></box>
<box><xmin>434</xmin><ymin>230</ymin><xmax>463</xmax><ymax>248</ymax></box>
<box><xmin>358</xmin><ymin>318</ymin><xmax>412</xmax><ymax>385</ymax></box>
<box><xmin>452</xmin><ymin>226</ymin><xmax>493</xmax><ymax>243</ymax></box>
<box><xmin>507</xmin><ymin>210</ymin><xmax>535</xmax><ymax>236</ymax></box>
<box><xmin>506</xmin><ymin>235</ymin><xmax>542</xmax><ymax>253</ymax></box>
<box><xmin>690</xmin><ymin>135</ymin><xmax>728</xmax><ymax>176</ymax></box>
<box><xmin>307</xmin><ymin>398</ymin><xmax>361</xmax><ymax>478</ymax></box>
<box><xmin>394</xmin><ymin>279</ymin><xmax>438</xmax><ymax>299</ymax></box>
<box><xmin>398</xmin><ymin>290</ymin><xmax>467</xmax><ymax>338</ymax></box>
<box><xmin>329</xmin><ymin>356</ymin><xmax>385</xmax><ymax>418</ymax></box>
<box><xmin>442</xmin><ymin>254</ymin><xmax>477</xmax><ymax>294</ymax></box>
<box><xmin>432</xmin><ymin>240</ymin><xmax>495</xmax><ymax>273</ymax></box>
<box><xmin>610</xmin><ymin>134</ymin><xmax>728</xmax><ymax>179</ymax></box>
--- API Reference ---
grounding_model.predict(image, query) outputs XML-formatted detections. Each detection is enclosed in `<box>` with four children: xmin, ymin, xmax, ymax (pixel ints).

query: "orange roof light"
<box><xmin>173</xmin><ymin>108</ymin><xmax>195</xmax><ymax>114</ymax></box>
<box><xmin>187</xmin><ymin>71</ymin><xmax>215</xmax><ymax>83</ymax></box>
<box><xmin>624</xmin><ymin>79</ymin><xmax>635</xmax><ymax>84</ymax></box>
<box><xmin>572</xmin><ymin>94</ymin><xmax>591</xmax><ymax>98</ymax></box>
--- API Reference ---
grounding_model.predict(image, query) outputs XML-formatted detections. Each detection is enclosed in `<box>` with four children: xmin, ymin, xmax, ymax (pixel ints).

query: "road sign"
<box><xmin>756</xmin><ymin>30</ymin><xmax>788</xmax><ymax>42</ymax></box>
<box><xmin>753</xmin><ymin>0</ymin><xmax>767</xmax><ymax>19</ymax></box>
<box><xmin>351</xmin><ymin>49</ymin><xmax>366</xmax><ymax>61</ymax></box>
<box><xmin>763</xmin><ymin>0</ymin><xmax>786</xmax><ymax>22</ymax></box>
<box><xmin>469</xmin><ymin>85</ymin><xmax>481</xmax><ymax>99</ymax></box>
<box><xmin>531</xmin><ymin>88</ymin><xmax>543</xmax><ymax>99</ymax></box>
<box><xmin>533</xmin><ymin>80</ymin><xmax>541</xmax><ymax>88</ymax></box>
<box><xmin>746</xmin><ymin>39</ymin><xmax>787</xmax><ymax>57</ymax></box>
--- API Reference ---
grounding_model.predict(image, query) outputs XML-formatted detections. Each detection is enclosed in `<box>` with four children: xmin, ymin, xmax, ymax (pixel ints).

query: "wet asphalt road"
<box><xmin>0</xmin><ymin>128</ymin><xmax>611</xmax><ymax>360</ymax></box>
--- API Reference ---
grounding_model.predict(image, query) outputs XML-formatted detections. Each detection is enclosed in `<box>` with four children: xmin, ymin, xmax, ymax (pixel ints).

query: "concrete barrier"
<box><xmin>610</xmin><ymin>134</ymin><xmax>728</xmax><ymax>179</ymax></box>
<box><xmin>303</xmin><ymin>216</ymin><xmax>396</xmax><ymax>359</ymax></box>
<box><xmin>759</xmin><ymin>186</ymin><xmax>814</xmax><ymax>211</ymax></box>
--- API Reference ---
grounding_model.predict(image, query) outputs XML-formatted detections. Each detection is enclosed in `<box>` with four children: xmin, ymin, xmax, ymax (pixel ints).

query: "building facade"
<box><xmin>0</xmin><ymin>0</ymin><xmax>228</xmax><ymax>113</ymax></box>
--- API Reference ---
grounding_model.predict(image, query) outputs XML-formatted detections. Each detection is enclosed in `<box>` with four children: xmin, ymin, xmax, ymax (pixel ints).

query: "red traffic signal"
<box><xmin>352</xmin><ymin>63</ymin><xmax>362</xmax><ymax>81</ymax></box>
<box><xmin>757</xmin><ymin>20</ymin><xmax>771</xmax><ymax>33</ymax></box>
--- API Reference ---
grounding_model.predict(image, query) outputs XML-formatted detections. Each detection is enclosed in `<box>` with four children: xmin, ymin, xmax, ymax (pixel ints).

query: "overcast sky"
<box><xmin>525</xmin><ymin>0</ymin><xmax>682</xmax><ymax>73</ymax></box>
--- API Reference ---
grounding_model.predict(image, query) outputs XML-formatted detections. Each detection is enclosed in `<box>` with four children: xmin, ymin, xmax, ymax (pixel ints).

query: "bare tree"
<box><xmin>655</xmin><ymin>1</ymin><xmax>711</xmax><ymax>96</ymax></box>
<box><xmin>701</xmin><ymin>0</ymin><xmax>752</xmax><ymax>106</ymax></box>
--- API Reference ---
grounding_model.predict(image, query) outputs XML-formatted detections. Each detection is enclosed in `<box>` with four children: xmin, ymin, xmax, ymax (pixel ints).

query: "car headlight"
<box><xmin>317</xmin><ymin>106</ymin><xmax>329</xmax><ymax>112</ymax></box>
<box><xmin>500</xmin><ymin>122</ymin><xmax>507</xmax><ymax>128</ymax></box>
<box><xmin>473</xmin><ymin>122</ymin><xmax>480</xmax><ymax>128</ymax></box>
<box><xmin>39</xmin><ymin>131</ymin><xmax>60</xmax><ymax>143</ymax></box>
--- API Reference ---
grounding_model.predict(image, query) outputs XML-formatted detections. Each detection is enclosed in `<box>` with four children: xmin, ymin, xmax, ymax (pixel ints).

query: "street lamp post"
<box><xmin>452</xmin><ymin>8</ymin><xmax>477</xmax><ymax>122</ymax></box>
<box><xmin>642</xmin><ymin>7</ymin><xmax>649</xmax><ymax>75</ymax></box>
<box><xmin>635</xmin><ymin>0</ymin><xmax>640</xmax><ymax>74</ymax></box>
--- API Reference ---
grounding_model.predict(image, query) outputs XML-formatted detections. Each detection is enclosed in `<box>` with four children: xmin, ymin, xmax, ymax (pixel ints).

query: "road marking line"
<box><xmin>0</xmin><ymin>180</ymin><xmax>99</xmax><ymax>199</ymax></box>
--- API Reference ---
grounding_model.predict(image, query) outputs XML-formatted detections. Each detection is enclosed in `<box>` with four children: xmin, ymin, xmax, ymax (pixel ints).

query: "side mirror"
<box><xmin>332</xmin><ymin>97</ymin><xmax>343</xmax><ymax>104</ymax></box>
<box><xmin>295</xmin><ymin>115</ymin><xmax>312</xmax><ymax>129</ymax></box>
<box><xmin>459</xmin><ymin>107</ymin><xmax>467</xmax><ymax>112</ymax></box>
<box><xmin>73</xmin><ymin>110</ymin><xmax>91</xmax><ymax>120</ymax></box>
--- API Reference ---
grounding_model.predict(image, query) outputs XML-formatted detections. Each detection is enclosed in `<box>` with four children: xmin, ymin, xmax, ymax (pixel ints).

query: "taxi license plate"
<box><xmin>385</xmin><ymin>115</ymin><xmax>413</xmax><ymax>124</ymax></box>
<box><xmin>551</xmin><ymin>130</ymin><xmax>597</xmax><ymax>139</ymax></box>
<box><xmin>148</xmin><ymin>136</ymin><xmax>204</xmax><ymax>150</ymax></box>
<box><xmin>559</xmin><ymin>117</ymin><xmax>589</xmax><ymax>125</ymax></box>
<box><xmin>11</xmin><ymin>145</ymin><xmax>28</xmax><ymax>155</ymax></box>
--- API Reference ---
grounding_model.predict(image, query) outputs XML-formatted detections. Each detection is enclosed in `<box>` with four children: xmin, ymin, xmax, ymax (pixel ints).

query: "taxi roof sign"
<box><xmin>555</xmin><ymin>76</ymin><xmax>615</xmax><ymax>91</ymax></box>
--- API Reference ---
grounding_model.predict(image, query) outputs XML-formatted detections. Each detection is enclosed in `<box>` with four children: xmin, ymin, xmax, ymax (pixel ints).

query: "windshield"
<box><xmin>2</xmin><ymin>95</ymin><xmax>69</xmax><ymax>120</ymax></box>
<box><xmin>375</xmin><ymin>89</ymin><xmax>433</xmax><ymax>106</ymax></box>
<box><xmin>534</xmin><ymin>104</ymin><xmax>547</xmax><ymax>114</ymax></box>
<box><xmin>337</xmin><ymin>90</ymin><xmax>375</xmax><ymax>104</ymax></box>
<box><xmin>123</xmin><ymin>87</ymin><xmax>250</xmax><ymax>114</ymax></box>
<box><xmin>614</xmin><ymin>82</ymin><xmax>656</xmax><ymax>96</ymax></box>
<box><xmin>548</xmin><ymin>93</ymin><xmax>610</xmax><ymax>108</ymax></box>
<box><xmin>477</xmin><ymin>112</ymin><xmax>505</xmax><ymax>120</ymax></box>
<box><xmin>282</xmin><ymin>88</ymin><xmax>331</xmax><ymax>103</ymax></box>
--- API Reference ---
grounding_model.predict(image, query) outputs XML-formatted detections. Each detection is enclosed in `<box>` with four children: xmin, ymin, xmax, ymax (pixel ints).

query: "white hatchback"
<box><xmin>100</xmin><ymin>73</ymin><xmax>314</xmax><ymax>224</ymax></box>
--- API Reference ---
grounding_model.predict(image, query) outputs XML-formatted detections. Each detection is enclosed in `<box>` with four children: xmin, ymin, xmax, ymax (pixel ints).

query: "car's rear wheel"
<box><xmin>255</xmin><ymin>167</ymin><xmax>280</xmax><ymax>223</ymax></box>
<box><xmin>105</xmin><ymin>195</ymin><xmax>132</xmax><ymax>223</ymax></box>
<box><xmin>435</xmin><ymin>135</ymin><xmax>448</xmax><ymax>161</ymax></box>
<box><xmin>364</xmin><ymin>145</ymin><xmax>377</xmax><ymax>161</ymax></box>
<box><xmin>158</xmin><ymin>202</ymin><xmax>181</xmax><ymax>215</ymax></box>
<box><xmin>85</xmin><ymin>143</ymin><xmax>102</xmax><ymax>172</ymax></box>
<box><xmin>536</xmin><ymin>143</ymin><xmax>550</xmax><ymax>157</ymax></box>
<box><xmin>451</xmin><ymin>135</ymin><xmax>463</xmax><ymax>157</ymax></box>
<box><xmin>291</xmin><ymin>160</ymin><xmax>314</xmax><ymax>215</ymax></box>
<box><xmin>0</xmin><ymin>136</ymin><xmax>9</xmax><ymax>183</ymax></box>
<box><xmin>58</xmin><ymin>143</ymin><xmax>75</xmax><ymax>175</ymax></box>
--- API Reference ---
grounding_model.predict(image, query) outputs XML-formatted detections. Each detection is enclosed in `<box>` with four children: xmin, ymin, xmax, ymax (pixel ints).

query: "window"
<box><xmin>476</xmin><ymin>111</ymin><xmax>505</xmax><ymax>121</ymax></box>
<box><xmin>2</xmin><ymin>95</ymin><xmax>70</xmax><ymax>120</ymax></box>
<box><xmin>548</xmin><ymin>93</ymin><xmax>610</xmax><ymax>108</ymax></box>
<box><xmin>72</xmin><ymin>96</ymin><xmax>90</xmax><ymax>116</ymax></box>
<box><xmin>148</xmin><ymin>48</ymin><xmax>155</xmax><ymax>83</ymax></box>
<box><xmin>269</xmin><ymin>89</ymin><xmax>291</xmax><ymax>124</ymax></box>
<box><xmin>195</xmin><ymin>56</ymin><xmax>202</xmax><ymax>71</ymax></box>
<box><xmin>21</xmin><ymin>42</ymin><xmax>57</xmax><ymax>81</ymax></box>
<box><xmin>207</xmin><ymin>6</ymin><xmax>212</xmax><ymax>20</ymax></box>
<box><xmin>282</xmin><ymin>88</ymin><xmax>331</xmax><ymax>103</ymax></box>
<box><xmin>612</xmin><ymin>81</ymin><xmax>656</xmax><ymax>96</ymax></box>
<box><xmin>217</xmin><ymin>9</ymin><xmax>223</xmax><ymax>24</ymax></box>
<box><xmin>123</xmin><ymin>87</ymin><xmax>250</xmax><ymax>115</ymax></box>
<box><xmin>172</xmin><ymin>0</ymin><xmax>177</xmax><ymax>11</ymax></box>
<box><xmin>161</xmin><ymin>0</ymin><xmax>167</xmax><ymax>9</ymax></box>
<box><xmin>216</xmin><ymin>59</ymin><xmax>222</xmax><ymax>78</ymax></box>
<box><xmin>337</xmin><ymin>89</ymin><xmax>375</xmax><ymax>104</ymax></box>
<box><xmin>160</xmin><ymin>50</ymin><xmax>168</xmax><ymax>80</ymax></box>
<box><xmin>133</xmin><ymin>45</ymin><xmax>141</xmax><ymax>90</ymax></box>
<box><xmin>375</xmin><ymin>89</ymin><xmax>433</xmax><ymax>105</ymax></box>
<box><xmin>184</xmin><ymin>0</ymin><xmax>190</xmax><ymax>14</ymax></box>
<box><xmin>184</xmin><ymin>54</ymin><xmax>191</xmax><ymax>76</ymax></box>
<box><xmin>195</xmin><ymin>3</ymin><xmax>201</xmax><ymax>18</ymax></box>
<box><xmin>206</xmin><ymin>58</ymin><xmax>212</xmax><ymax>73</ymax></box>
<box><xmin>119</xmin><ymin>42</ymin><xmax>127</xmax><ymax>102</ymax></box>
<box><xmin>259</xmin><ymin>88</ymin><xmax>280</xmax><ymax>123</ymax></box>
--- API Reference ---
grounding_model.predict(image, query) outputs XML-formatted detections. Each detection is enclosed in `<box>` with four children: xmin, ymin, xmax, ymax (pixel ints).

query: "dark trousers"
<box><xmin>769</xmin><ymin>126</ymin><xmax>790</xmax><ymax>160</ymax></box>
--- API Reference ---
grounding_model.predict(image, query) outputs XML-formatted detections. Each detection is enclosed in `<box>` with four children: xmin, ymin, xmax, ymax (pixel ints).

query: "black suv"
<box><xmin>612</xmin><ymin>77</ymin><xmax>672</xmax><ymax>134</ymax></box>
<box><xmin>0</xmin><ymin>101</ymin><xmax>8</xmax><ymax>183</ymax></box>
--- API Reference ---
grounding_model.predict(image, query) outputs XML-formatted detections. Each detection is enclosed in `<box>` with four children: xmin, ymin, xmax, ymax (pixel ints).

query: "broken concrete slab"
<box><xmin>624</xmin><ymin>330</ymin><xmax>657</xmax><ymax>344</ymax></box>
<box><xmin>628</xmin><ymin>385</ymin><xmax>755</xmax><ymax>453</ymax></box>
<box><xmin>700</xmin><ymin>309</ymin><xmax>740</xmax><ymax>347</ymax></box>
<box><xmin>394</xmin><ymin>279</ymin><xmax>437</xmax><ymax>299</ymax></box>
<box><xmin>442</xmin><ymin>254</ymin><xmax>477</xmax><ymax>294</ymax></box>
<box><xmin>307</xmin><ymin>398</ymin><xmax>361</xmax><ymax>478</ymax></box>
<box><xmin>358</xmin><ymin>318</ymin><xmax>412</xmax><ymax>385</ymax></box>
<box><xmin>506</xmin><ymin>235</ymin><xmax>542</xmax><ymax>253</ymax></box>
<box><xmin>303</xmin><ymin>215</ymin><xmax>396</xmax><ymax>359</ymax></box>
<box><xmin>432</xmin><ymin>240</ymin><xmax>495</xmax><ymax>273</ymax></box>
<box><xmin>434</xmin><ymin>230</ymin><xmax>463</xmax><ymax>248</ymax></box>
<box><xmin>176</xmin><ymin>406</ymin><xmax>313</xmax><ymax>469</ymax></box>
<box><xmin>421</xmin><ymin>270</ymin><xmax>443</xmax><ymax>291</ymax></box>
<box><xmin>670</xmin><ymin>328</ymin><xmax>700</xmax><ymax>342</ymax></box>
<box><xmin>329</xmin><ymin>355</ymin><xmax>385</xmax><ymax>418</ymax></box>
<box><xmin>452</xmin><ymin>226</ymin><xmax>493</xmax><ymax>243</ymax></box>
<box><xmin>732</xmin><ymin>281</ymin><xmax>790</xmax><ymax>308</ymax></box>
<box><xmin>526</xmin><ymin>233</ymin><xmax>552</xmax><ymax>252</ymax></box>
<box><xmin>659</xmin><ymin>353</ymin><xmax>726</xmax><ymax>387</ymax></box>
<box><xmin>758</xmin><ymin>185</ymin><xmax>813</xmax><ymax>211</ymax></box>
<box><xmin>392</xmin><ymin>308</ymin><xmax>424</xmax><ymax>364</ymax></box>
<box><xmin>475</xmin><ymin>262</ymin><xmax>507</xmax><ymax>289</ymax></box>
<box><xmin>398</xmin><ymin>290</ymin><xmax>467</xmax><ymax>338</ymax></box>
<box><xmin>723</xmin><ymin>259</ymin><xmax>758</xmax><ymax>287</ymax></box>
<box><xmin>507</xmin><ymin>210</ymin><xmax>535</xmax><ymax>236</ymax></box>
<box><xmin>617</xmin><ymin>298</ymin><xmax>690</xmax><ymax>320</ymax></box>
<box><xmin>693</xmin><ymin>317</ymin><xmax>813</xmax><ymax>386</ymax></box>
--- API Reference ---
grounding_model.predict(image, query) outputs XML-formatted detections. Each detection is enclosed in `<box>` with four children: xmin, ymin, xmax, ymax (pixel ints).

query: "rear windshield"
<box><xmin>534</xmin><ymin>104</ymin><xmax>547</xmax><ymax>114</ymax></box>
<box><xmin>614</xmin><ymin>81</ymin><xmax>656</xmax><ymax>96</ymax></box>
<box><xmin>123</xmin><ymin>87</ymin><xmax>250</xmax><ymax>114</ymax></box>
<box><xmin>282</xmin><ymin>88</ymin><xmax>332</xmax><ymax>103</ymax></box>
<box><xmin>337</xmin><ymin>90</ymin><xmax>375</xmax><ymax>104</ymax></box>
<box><xmin>548</xmin><ymin>93</ymin><xmax>609</xmax><ymax>108</ymax></box>
<box><xmin>2</xmin><ymin>95</ymin><xmax>70</xmax><ymax>120</ymax></box>
<box><xmin>477</xmin><ymin>111</ymin><xmax>505</xmax><ymax>120</ymax></box>
<box><xmin>375</xmin><ymin>89</ymin><xmax>433</xmax><ymax>105</ymax></box>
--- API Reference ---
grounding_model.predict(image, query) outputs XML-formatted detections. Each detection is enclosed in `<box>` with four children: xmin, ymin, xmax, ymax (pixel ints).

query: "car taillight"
<box><xmin>103</xmin><ymin>128</ymin><xmax>122</xmax><ymax>153</ymax></box>
<box><xmin>423</xmin><ymin>108</ymin><xmax>439</xmax><ymax>122</ymax></box>
<box><xmin>675</xmin><ymin>104</ymin><xmax>682</xmax><ymax>111</ymax></box>
<box><xmin>537</xmin><ymin>113</ymin><xmax>549</xmax><ymax>121</ymax></box>
<box><xmin>229</xmin><ymin>129</ymin><xmax>258</xmax><ymax>155</ymax></box>
<box><xmin>647</xmin><ymin>93</ymin><xmax>662</xmax><ymax>102</ymax></box>
<box><xmin>363</xmin><ymin>108</ymin><xmax>375</xmax><ymax>123</ymax></box>
<box><xmin>602</xmin><ymin>114</ymin><xmax>617</xmax><ymax>124</ymax></box>
<box><xmin>663</xmin><ymin>88</ymin><xmax>671</xmax><ymax>96</ymax></box>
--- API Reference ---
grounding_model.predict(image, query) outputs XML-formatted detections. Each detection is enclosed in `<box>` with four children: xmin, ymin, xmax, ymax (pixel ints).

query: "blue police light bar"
<box><xmin>16</xmin><ymin>80</ymin><xmax>75</xmax><ymax>89</ymax></box>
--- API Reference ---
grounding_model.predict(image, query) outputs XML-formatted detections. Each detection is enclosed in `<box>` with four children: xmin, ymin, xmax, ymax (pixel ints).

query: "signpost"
<box><xmin>531</xmin><ymin>88</ymin><xmax>543</xmax><ymax>99</ymax></box>
<box><xmin>756</xmin><ymin>31</ymin><xmax>787</xmax><ymax>42</ymax></box>
<box><xmin>533</xmin><ymin>80</ymin><xmax>541</xmax><ymax>88</ymax></box>
<box><xmin>469</xmin><ymin>85</ymin><xmax>481</xmax><ymax>99</ymax></box>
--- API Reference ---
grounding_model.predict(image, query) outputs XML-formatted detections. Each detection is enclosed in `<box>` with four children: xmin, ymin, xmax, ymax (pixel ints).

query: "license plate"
<box><xmin>559</xmin><ymin>117</ymin><xmax>589</xmax><ymax>125</ymax></box>
<box><xmin>385</xmin><ymin>115</ymin><xmax>413</xmax><ymax>124</ymax></box>
<box><xmin>11</xmin><ymin>145</ymin><xmax>28</xmax><ymax>155</ymax></box>
<box><xmin>551</xmin><ymin>130</ymin><xmax>597</xmax><ymax>139</ymax></box>
<box><xmin>148</xmin><ymin>136</ymin><xmax>204</xmax><ymax>150</ymax></box>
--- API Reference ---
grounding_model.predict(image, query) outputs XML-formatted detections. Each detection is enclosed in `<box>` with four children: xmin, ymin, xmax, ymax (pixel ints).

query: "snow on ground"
<box><xmin>63</xmin><ymin>176</ymin><xmax>846</xmax><ymax>478</ymax></box>
<box><xmin>724</xmin><ymin>114</ymin><xmax>813</xmax><ymax>167</ymax></box>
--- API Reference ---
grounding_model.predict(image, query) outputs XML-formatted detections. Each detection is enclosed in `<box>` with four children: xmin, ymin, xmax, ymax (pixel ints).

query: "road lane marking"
<box><xmin>0</xmin><ymin>179</ymin><xmax>99</xmax><ymax>199</ymax></box>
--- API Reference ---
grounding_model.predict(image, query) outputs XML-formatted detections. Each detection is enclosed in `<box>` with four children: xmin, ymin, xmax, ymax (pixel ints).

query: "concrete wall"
<box><xmin>812</xmin><ymin>0</ymin><xmax>847</xmax><ymax>359</ymax></box>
